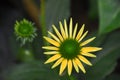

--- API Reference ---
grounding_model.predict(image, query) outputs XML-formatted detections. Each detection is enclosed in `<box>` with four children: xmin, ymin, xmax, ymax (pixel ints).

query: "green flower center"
<box><xmin>59</xmin><ymin>39</ymin><xmax>80</xmax><ymax>59</ymax></box>
<box><xmin>18</xmin><ymin>23</ymin><xmax>33</xmax><ymax>36</ymax></box>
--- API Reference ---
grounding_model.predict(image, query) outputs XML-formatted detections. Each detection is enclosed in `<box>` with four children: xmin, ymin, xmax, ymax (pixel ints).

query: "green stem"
<box><xmin>18</xmin><ymin>43</ymin><xmax>35</xmax><ymax>62</ymax></box>
<box><xmin>40</xmin><ymin>0</ymin><xmax>47</xmax><ymax>36</ymax></box>
<box><xmin>40</xmin><ymin>0</ymin><xmax>48</xmax><ymax>48</ymax></box>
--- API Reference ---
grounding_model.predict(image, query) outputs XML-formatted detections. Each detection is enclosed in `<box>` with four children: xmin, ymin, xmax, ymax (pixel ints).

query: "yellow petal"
<box><xmin>76</xmin><ymin>24</ymin><xmax>85</xmax><ymax>41</ymax></box>
<box><xmin>73</xmin><ymin>23</ymin><xmax>78</xmax><ymax>39</ymax></box>
<box><xmin>43</xmin><ymin>36</ymin><xmax>60</xmax><ymax>47</ymax></box>
<box><xmin>45</xmin><ymin>54</ymin><xmax>61</xmax><ymax>64</ymax></box>
<box><xmin>80</xmin><ymin>37</ymin><xmax>96</xmax><ymax>46</ymax></box>
<box><xmin>81</xmin><ymin>47</ymin><xmax>102</xmax><ymax>53</ymax></box>
<box><xmin>44</xmin><ymin>51</ymin><xmax>59</xmax><ymax>55</ymax></box>
<box><xmin>72</xmin><ymin>59</ymin><xmax>79</xmax><ymax>73</ymax></box>
<box><xmin>69</xmin><ymin>18</ymin><xmax>73</xmax><ymax>38</ymax></box>
<box><xmin>78</xmin><ymin>31</ymin><xmax>88</xmax><ymax>42</ymax></box>
<box><xmin>48</xmin><ymin>31</ymin><xmax>60</xmax><ymax>43</ymax></box>
<box><xmin>68</xmin><ymin>60</ymin><xmax>72</xmax><ymax>75</ymax></box>
<box><xmin>64</xmin><ymin>19</ymin><xmax>68</xmax><ymax>38</ymax></box>
<box><xmin>52</xmin><ymin>58</ymin><xmax>64</xmax><ymax>69</ymax></box>
<box><xmin>59</xmin><ymin>21</ymin><xmax>66</xmax><ymax>39</ymax></box>
<box><xmin>74</xmin><ymin>58</ymin><xmax>86</xmax><ymax>73</ymax></box>
<box><xmin>78</xmin><ymin>55</ymin><xmax>92</xmax><ymax>66</ymax></box>
<box><xmin>59</xmin><ymin>59</ymin><xmax>67</xmax><ymax>75</ymax></box>
<box><xmin>52</xmin><ymin>25</ymin><xmax>63</xmax><ymax>41</ymax></box>
<box><xmin>42</xmin><ymin>46</ymin><xmax>59</xmax><ymax>50</ymax></box>
<box><xmin>81</xmin><ymin>52</ymin><xmax>96</xmax><ymax>57</ymax></box>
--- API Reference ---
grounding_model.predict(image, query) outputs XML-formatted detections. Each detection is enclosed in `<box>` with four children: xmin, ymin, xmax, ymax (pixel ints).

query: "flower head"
<box><xmin>42</xmin><ymin>18</ymin><xmax>102</xmax><ymax>76</ymax></box>
<box><xmin>14</xmin><ymin>19</ymin><xmax>37</xmax><ymax>45</ymax></box>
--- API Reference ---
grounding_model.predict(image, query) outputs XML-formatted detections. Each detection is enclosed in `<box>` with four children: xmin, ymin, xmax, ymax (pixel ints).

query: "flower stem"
<box><xmin>40</xmin><ymin>0</ymin><xmax>47</xmax><ymax>36</ymax></box>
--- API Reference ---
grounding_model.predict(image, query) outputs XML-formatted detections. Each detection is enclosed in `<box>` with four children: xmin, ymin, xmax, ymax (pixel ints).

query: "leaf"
<box><xmin>103</xmin><ymin>74</ymin><xmax>120</xmax><ymax>80</ymax></box>
<box><xmin>45</xmin><ymin>0</ymin><xmax>70</xmax><ymax>31</ymax></box>
<box><xmin>85</xmin><ymin>31</ymin><xmax>120</xmax><ymax>80</ymax></box>
<box><xmin>3</xmin><ymin>60</ymin><xmax>60</xmax><ymax>80</ymax></box>
<box><xmin>98</xmin><ymin>0</ymin><xmax>120</xmax><ymax>35</ymax></box>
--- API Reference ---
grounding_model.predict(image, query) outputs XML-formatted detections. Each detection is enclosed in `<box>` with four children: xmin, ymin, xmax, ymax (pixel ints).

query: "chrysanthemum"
<box><xmin>42</xmin><ymin>18</ymin><xmax>102</xmax><ymax>76</ymax></box>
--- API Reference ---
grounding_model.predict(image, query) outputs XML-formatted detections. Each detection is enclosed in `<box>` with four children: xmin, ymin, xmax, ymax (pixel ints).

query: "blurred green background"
<box><xmin>0</xmin><ymin>0</ymin><xmax>120</xmax><ymax>80</ymax></box>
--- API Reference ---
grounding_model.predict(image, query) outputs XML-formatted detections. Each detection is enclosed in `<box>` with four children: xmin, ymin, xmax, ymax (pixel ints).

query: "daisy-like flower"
<box><xmin>42</xmin><ymin>18</ymin><xmax>102</xmax><ymax>76</ymax></box>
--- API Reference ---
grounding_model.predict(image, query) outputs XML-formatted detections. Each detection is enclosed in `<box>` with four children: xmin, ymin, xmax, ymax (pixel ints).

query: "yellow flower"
<box><xmin>42</xmin><ymin>18</ymin><xmax>102</xmax><ymax>76</ymax></box>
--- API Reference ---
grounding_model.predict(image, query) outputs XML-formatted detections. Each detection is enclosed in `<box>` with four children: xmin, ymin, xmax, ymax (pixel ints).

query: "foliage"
<box><xmin>103</xmin><ymin>74</ymin><xmax>120</xmax><ymax>80</ymax></box>
<box><xmin>45</xmin><ymin>0</ymin><xmax>70</xmax><ymax>30</ymax></box>
<box><xmin>85</xmin><ymin>31</ymin><xmax>120</xmax><ymax>80</ymax></box>
<box><xmin>98</xmin><ymin>0</ymin><xmax>120</xmax><ymax>35</ymax></box>
<box><xmin>3</xmin><ymin>61</ymin><xmax>60</xmax><ymax>80</ymax></box>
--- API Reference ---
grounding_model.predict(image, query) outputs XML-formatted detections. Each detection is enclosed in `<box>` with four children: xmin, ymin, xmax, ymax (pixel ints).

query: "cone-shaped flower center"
<box><xmin>18</xmin><ymin>24</ymin><xmax>32</xmax><ymax>36</ymax></box>
<box><xmin>59</xmin><ymin>39</ymin><xmax>80</xmax><ymax>59</ymax></box>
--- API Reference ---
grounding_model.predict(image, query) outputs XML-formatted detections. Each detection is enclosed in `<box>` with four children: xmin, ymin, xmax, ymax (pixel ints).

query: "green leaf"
<box><xmin>45</xmin><ymin>0</ymin><xmax>70</xmax><ymax>31</ymax></box>
<box><xmin>85</xmin><ymin>31</ymin><xmax>120</xmax><ymax>80</ymax></box>
<box><xmin>103</xmin><ymin>74</ymin><xmax>120</xmax><ymax>80</ymax></box>
<box><xmin>3</xmin><ymin>61</ymin><xmax>60</xmax><ymax>80</ymax></box>
<box><xmin>98</xmin><ymin>0</ymin><xmax>120</xmax><ymax>35</ymax></box>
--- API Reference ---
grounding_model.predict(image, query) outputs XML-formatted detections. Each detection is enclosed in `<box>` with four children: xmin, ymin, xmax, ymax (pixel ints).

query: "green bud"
<box><xmin>14</xmin><ymin>19</ymin><xmax>37</xmax><ymax>46</ymax></box>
